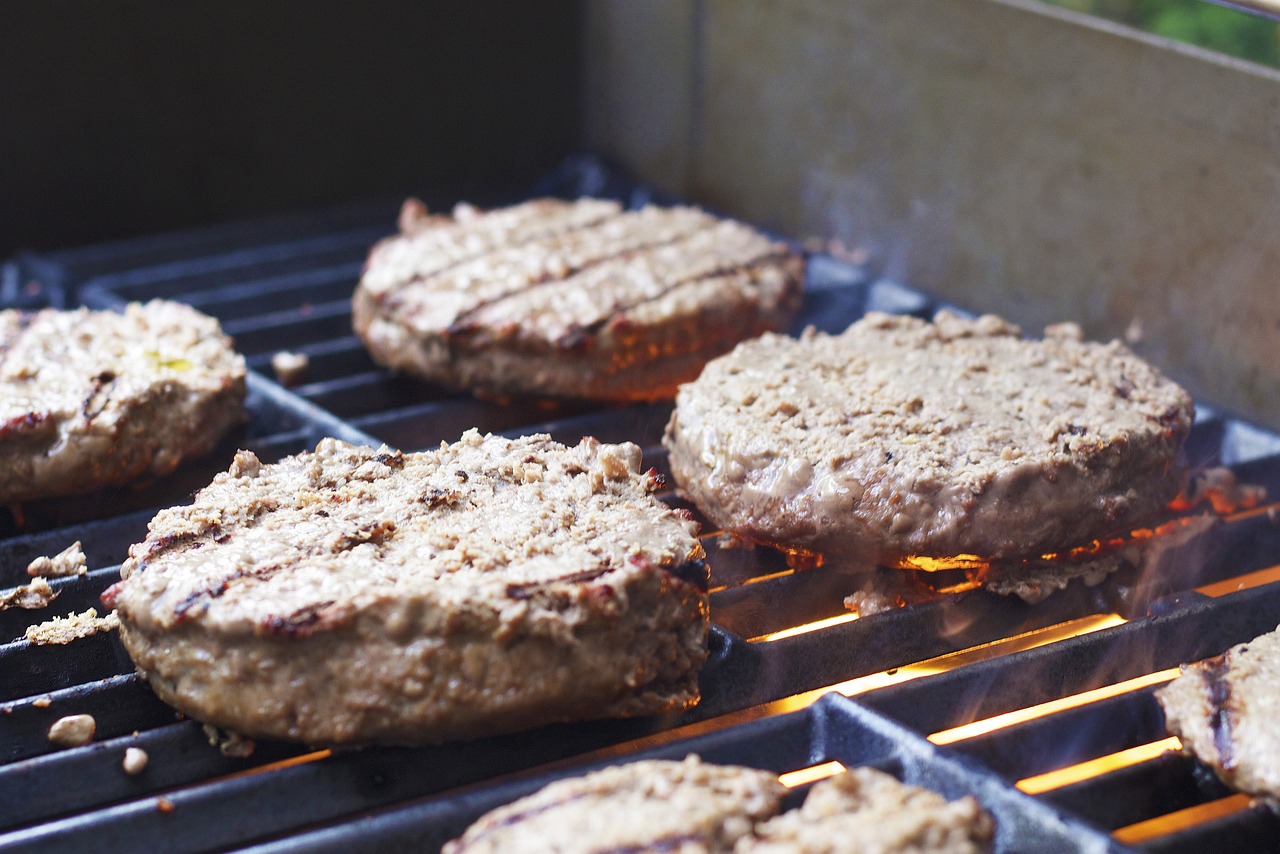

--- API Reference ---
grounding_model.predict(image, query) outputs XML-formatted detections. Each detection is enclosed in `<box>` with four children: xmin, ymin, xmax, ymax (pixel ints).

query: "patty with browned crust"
<box><xmin>103</xmin><ymin>431</ymin><xmax>708</xmax><ymax>746</ymax></box>
<box><xmin>352</xmin><ymin>197</ymin><xmax>804</xmax><ymax>401</ymax></box>
<box><xmin>664</xmin><ymin>311</ymin><xmax>1193</xmax><ymax>566</ymax></box>
<box><xmin>0</xmin><ymin>301</ymin><xmax>246</xmax><ymax>504</ymax></box>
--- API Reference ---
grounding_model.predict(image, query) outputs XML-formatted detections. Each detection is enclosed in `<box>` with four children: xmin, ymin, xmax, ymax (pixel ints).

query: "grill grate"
<box><xmin>3</xmin><ymin>159</ymin><xmax>1280</xmax><ymax>852</ymax></box>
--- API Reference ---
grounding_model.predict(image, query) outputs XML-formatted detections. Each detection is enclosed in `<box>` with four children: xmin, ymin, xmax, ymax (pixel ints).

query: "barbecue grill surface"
<box><xmin>3</xmin><ymin>158</ymin><xmax>1279</xmax><ymax>853</ymax></box>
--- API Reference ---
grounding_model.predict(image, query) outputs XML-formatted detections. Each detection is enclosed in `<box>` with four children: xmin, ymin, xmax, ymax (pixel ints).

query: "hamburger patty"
<box><xmin>0</xmin><ymin>300</ymin><xmax>246</xmax><ymax>504</ymax></box>
<box><xmin>445</xmin><ymin>758</ymin><xmax>992</xmax><ymax>854</ymax></box>
<box><xmin>664</xmin><ymin>311</ymin><xmax>1194</xmax><ymax>565</ymax></box>
<box><xmin>102</xmin><ymin>431</ymin><xmax>708</xmax><ymax>745</ymax></box>
<box><xmin>1157</xmin><ymin>625</ymin><xmax>1280</xmax><ymax>800</ymax></box>
<box><xmin>739</xmin><ymin>768</ymin><xmax>993</xmax><ymax>853</ymax></box>
<box><xmin>444</xmin><ymin>756</ymin><xmax>787</xmax><ymax>854</ymax></box>
<box><xmin>352</xmin><ymin>197</ymin><xmax>804</xmax><ymax>401</ymax></box>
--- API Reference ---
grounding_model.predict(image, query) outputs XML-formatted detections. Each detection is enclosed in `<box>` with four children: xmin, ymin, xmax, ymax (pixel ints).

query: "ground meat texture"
<box><xmin>103</xmin><ymin>431</ymin><xmax>708</xmax><ymax>746</ymax></box>
<box><xmin>352</xmin><ymin>198</ymin><xmax>804</xmax><ymax>402</ymax></box>
<box><xmin>664</xmin><ymin>311</ymin><xmax>1194</xmax><ymax>565</ymax></box>
<box><xmin>737</xmin><ymin>768</ymin><xmax>993</xmax><ymax>853</ymax></box>
<box><xmin>1157</xmin><ymin>625</ymin><xmax>1280</xmax><ymax>800</ymax></box>
<box><xmin>0</xmin><ymin>301</ymin><xmax>246</xmax><ymax>504</ymax></box>
<box><xmin>444</xmin><ymin>756</ymin><xmax>786</xmax><ymax>854</ymax></box>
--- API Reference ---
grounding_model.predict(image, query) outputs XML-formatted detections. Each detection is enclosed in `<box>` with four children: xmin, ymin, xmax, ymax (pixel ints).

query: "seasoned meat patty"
<box><xmin>103</xmin><ymin>431</ymin><xmax>708</xmax><ymax>745</ymax></box>
<box><xmin>664</xmin><ymin>311</ymin><xmax>1193</xmax><ymax>565</ymax></box>
<box><xmin>0</xmin><ymin>301</ymin><xmax>246</xmax><ymax>504</ymax></box>
<box><xmin>737</xmin><ymin>768</ymin><xmax>994</xmax><ymax>853</ymax></box>
<box><xmin>352</xmin><ymin>197</ymin><xmax>804</xmax><ymax>401</ymax></box>
<box><xmin>1157</xmin><ymin>625</ymin><xmax>1280</xmax><ymax>800</ymax></box>
<box><xmin>445</xmin><ymin>758</ymin><xmax>992</xmax><ymax>854</ymax></box>
<box><xmin>444</xmin><ymin>756</ymin><xmax>787</xmax><ymax>854</ymax></box>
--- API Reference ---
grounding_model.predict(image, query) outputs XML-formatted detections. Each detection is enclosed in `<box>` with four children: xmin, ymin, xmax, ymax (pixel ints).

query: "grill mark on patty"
<box><xmin>444</xmin><ymin>219</ymin><xmax>725</xmax><ymax>335</ymax></box>
<box><xmin>1203</xmin><ymin>653</ymin><xmax>1236</xmax><ymax>770</ymax></box>
<box><xmin>261</xmin><ymin>600</ymin><xmax>338</xmax><ymax>637</ymax></box>
<box><xmin>170</xmin><ymin>561</ymin><xmax>287</xmax><ymax>622</ymax></box>
<box><xmin>136</xmin><ymin>523</ymin><xmax>225</xmax><ymax>568</ymax></box>
<box><xmin>505</xmin><ymin>566</ymin><xmax>615</xmax><ymax>600</ymax></box>
<box><xmin>82</xmin><ymin>371</ymin><xmax>118</xmax><ymax>422</ymax></box>
<box><xmin>555</xmin><ymin>250</ymin><xmax>795</xmax><ymax>352</ymax></box>
<box><xmin>385</xmin><ymin>207</ymin><xmax>628</xmax><ymax>302</ymax></box>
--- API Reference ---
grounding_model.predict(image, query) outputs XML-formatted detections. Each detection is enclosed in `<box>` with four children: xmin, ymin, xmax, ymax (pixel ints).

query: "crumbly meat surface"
<box><xmin>0</xmin><ymin>301</ymin><xmax>246</xmax><ymax>504</ymax></box>
<box><xmin>444</xmin><ymin>756</ymin><xmax>787</xmax><ymax>854</ymax></box>
<box><xmin>352</xmin><ymin>197</ymin><xmax>804</xmax><ymax>401</ymax></box>
<box><xmin>664</xmin><ymin>311</ymin><xmax>1193</xmax><ymax>564</ymax></box>
<box><xmin>1157</xmin><ymin>624</ymin><xmax>1280</xmax><ymax>800</ymax></box>
<box><xmin>103</xmin><ymin>431</ymin><xmax>708</xmax><ymax>745</ymax></box>
<box><xmin>737</xmin><ymin>768</ymin><xmax>994</xmax><ymax>853</ymax></box>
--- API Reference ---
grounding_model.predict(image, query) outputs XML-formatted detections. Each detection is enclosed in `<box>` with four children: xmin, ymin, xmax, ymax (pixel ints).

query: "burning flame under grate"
<box><xmin>3</xmin><ymin>160</ymin><xmax>1280</xmax><ymax>852</ymax></box>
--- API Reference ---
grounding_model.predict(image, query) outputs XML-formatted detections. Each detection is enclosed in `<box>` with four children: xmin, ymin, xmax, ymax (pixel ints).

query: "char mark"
<box><xmin>394</xmin><ymin>206</ymin><xmax>626</xmax><ymax>298</ymax></box>
<box><xmin>444</xmin><ymin>220</ymin><xmax>725</xmax><ymax>338</ymax></box>
<box><xmin>553</xmin><ymin>249</ymin><xmax>795</xmax><ymax>351</ymax></box>
<box><xmin>136</xmin><ymin>523</ymin><xmax>224</xmax><ymax>570</ymax></box>
<box><xmin>170</xmin><ymin>560</ymin><xmax>286</xmax><ymax>622</ymax></box>
<box><xmin>261</xmin><ymin>600</ymin><xmax>338</xmax><ymax>637</ymax></box>
<box><xmin>1204</xmin><ymin>654</ymin><xmax>1236</xmax><ymax>771</ymax></box>
<box><xmin>82</xmin><ymin>371</ymin><xmax>118</xmax><ymax>423</ymax></box>
<box><xmin>505</xmin><ymin>566</ymin><xmax>614</xmax><ymax>600</ymax></box>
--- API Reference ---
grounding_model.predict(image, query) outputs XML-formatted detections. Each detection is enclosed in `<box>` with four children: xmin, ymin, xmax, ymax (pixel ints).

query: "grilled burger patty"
<box><xmin>664</xmin><ymin>311</ymin><xmax>1194</xmax><ymax>565</ymax></box>
<box><xmin>352</xmin><ymin>197</ymin><xmax>804</xmax><ymax>401</ymax></box>
<box><xmin>1157</xmin><ymin>625</ymin><xmax>1280</xmax><ymax>800</ymax></box>
<box><xmin>0</xmin><ymin>301</ymin><xmax>246</xmax><ymax>504</ymax></box>
<box><xmin>444</xmin><ymin>756</ymin><xmax>787</xmax><ymax>854</ymax></box>
<box><xmin>445</xmin><ymin>757</ymin><xmax>992</xmax><ymax>854</ymax></box>
<box><xmin>738</xmin><ymin>768</ymin><xmax>993</xmax><ymax>853</ymax></box>
<box><xmin>103</xmin><ymin>431</ymin><xmax>708</xmax><ymax>745</ymax></box>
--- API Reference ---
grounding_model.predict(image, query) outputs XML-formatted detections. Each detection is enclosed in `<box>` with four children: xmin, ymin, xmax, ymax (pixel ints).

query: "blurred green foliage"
<box><xmin>1043</xmin><ymin>0</ymin><xmax>1280</xmax><ymax>66</ymax></box>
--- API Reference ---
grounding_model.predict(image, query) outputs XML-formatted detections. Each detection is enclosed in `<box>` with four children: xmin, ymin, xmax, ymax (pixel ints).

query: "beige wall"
<box><xmin>585</xmin><ymin>0</ymin><xmax>1280</xmax><ymax>429</ymax></box>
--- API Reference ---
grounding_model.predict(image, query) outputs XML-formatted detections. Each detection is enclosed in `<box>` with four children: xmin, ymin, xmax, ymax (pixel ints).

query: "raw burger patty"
<box><xmin>444</xmin><ymin>756</ymin><xmax>787</xmax><ymax>854</ymax></box>
<box><xmin>352</xmin><ymin>197</ymin><xmax>804</xmax><ymax>401</ymax></box>
<box><xmin>445</xmin><ymin>758</ymin><xmax>993</xmax><ymax>854</ymax></box>
<box><xmin>103</xmin><ymin>431</ymin><xmax>708</xmax><ymax>745</ymax></box>
<box><xmin>1157</xmin><ymin>624</ymin><xmax>1280</xmax><ymax>799</ymax></box>
<box><xmin>0</xmin><ymin>300</ymin><xmax>246</xmax><ymax>504</ymax></box>
<box><xmin>664</xmin><ymin>311</ymin><xmax>1194</xmax><ymax>564</ymax></box>
<box><xmin>739</xmin><ymin>767</ymin><xmax>992</xmax><ymax>853</ymax></box>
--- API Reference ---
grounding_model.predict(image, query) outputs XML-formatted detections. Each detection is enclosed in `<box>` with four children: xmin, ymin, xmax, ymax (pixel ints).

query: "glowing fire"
<box><xmin>1014</xmin><ymin>737</ymin><xmax>1181</xmax><ymax>795</ymax></box>
<box><xmin>778</xmin><ymin>760</ymin><xmax>846</xmax><ymax>788</ymax></box>
<box><xmin>749</xmin><ymin>613</ymin><xmax>862</xmax><ymax>643</ymax></box>
<box><xmin>1196</xmin><ymin>563</ymin><xmax>1280</xmax><ymax>598</ymax></box>
<box><xmin>761</xmin><ymin>613</ymin><xmax>1127</xmax><ymax>712</ymax></box>
<box><xmin>216</xmin><ymin>749</ymin><xmax>332</xmax><ymax>783</ymax></box>
<box><xmin>928</xmin><ymin>668</ymin><xmax>1181</xmax><ymax>745</ymax></box>
<box><xmin>1112</xmin><ymin>793</ymin><xmax>1256</xmax><ymax>844</ymax></box>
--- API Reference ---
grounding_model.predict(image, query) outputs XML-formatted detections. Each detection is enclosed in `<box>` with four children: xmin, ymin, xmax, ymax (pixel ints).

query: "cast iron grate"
<box><xmin>2</xmin><ymin>158</ymin><xmax>1279</xmax><ymax>852</ymax></box>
